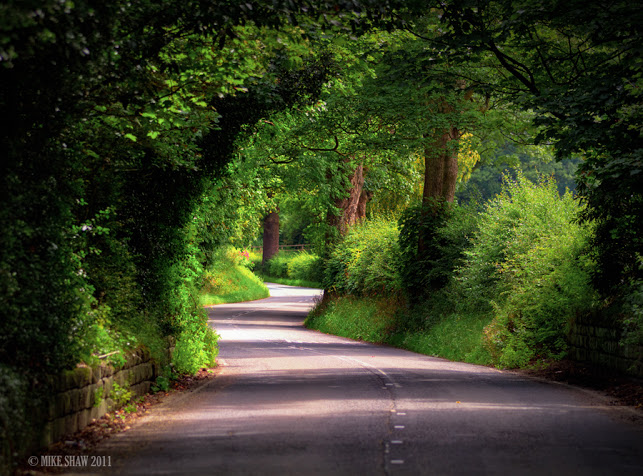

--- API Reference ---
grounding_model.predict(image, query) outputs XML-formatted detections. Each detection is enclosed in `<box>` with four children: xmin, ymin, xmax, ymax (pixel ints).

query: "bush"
<box><xmin>265</xmin><ymin>250</ymin><xmax>323</xmax><ymax>284</ymax></box>
<box><xmin>458</xmin><ymin>172</ymin><xmax>596</xmax><ymax>367</ymax></box>
<box><xmin>398</xmin><ymin>199</ymin><xmax>479</xmax><ymax>304</ymax></box>
<box><xmin>267</xmin><ymin>252</ymin><xmax>290</xmax><ymax>278</ymax></box>
<box><xmin>324</xmin><ymin>217</ymin><xmax>402</xmax><ymax>296</ymax></box>
<box><xmin>173</xmin><ymin>312</ymin><xmax>219</xmax><ymax>374</ymax></box>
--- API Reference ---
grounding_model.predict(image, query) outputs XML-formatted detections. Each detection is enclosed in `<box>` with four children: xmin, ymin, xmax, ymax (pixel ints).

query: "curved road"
<box><xmin>74</xmin><ymin>284</ymin><xmax>642</xmax><ymax>475</ymax></box>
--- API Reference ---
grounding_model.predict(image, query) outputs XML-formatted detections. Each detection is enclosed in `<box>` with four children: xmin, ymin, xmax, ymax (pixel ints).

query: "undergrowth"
<box><xmin>254</xmin><ymin>250</ymin><xmax>323</xmax><ymax>288</ymax></box>
<box><xmin>309</xmin><ymin>172</ymin><xmax>598</xmax><ymax>370</ymax></box>
<box><xmin>199</xmin><ymin>247</ymin><xmax>269</xmax><ymax>305</ymax></box>
<box><xmin>306</xmin><ymin>294</ymin><xmax>493</xmax><ymax>365</ymax></box>
<box><xmin>306</xmin><ymin>295</ymin><xmax>399</xmax><ymax>343</ymax></box>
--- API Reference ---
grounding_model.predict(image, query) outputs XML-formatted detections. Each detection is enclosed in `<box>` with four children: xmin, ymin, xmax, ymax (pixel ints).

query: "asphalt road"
<box><xmin>69</xmin><ymin>283</ymin><xmax>643</xmax><ymax>475</ymax></box>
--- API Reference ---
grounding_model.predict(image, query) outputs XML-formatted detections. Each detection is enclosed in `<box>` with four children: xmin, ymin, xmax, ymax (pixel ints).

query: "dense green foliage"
<box><xmin>0</xmin><ymin>1</ymin><xmax>350</xmax><ymax>372</ymax></box>
<box><xmin>420</xmin><ymin>0</ymin><xmax>643</xmax><ymax>293</ymax></box>
<box><xmin>312</xmin><ymin>174</ymin><xmax>597</xmax><ymax>368</ymax></box>
<box><xmin>324</xmin><ymin>218</ymin><xmax>402</xmax><ymax>296</ymax></box>
<box><xmin>200</xmin><ymin>247</ymin><xmax>269</xmax><ymax>305</ymax></box>
<box><xmin>0</xmin><ymin>1</ymin><xmax>367</xmax><ymax>469</ymax></box>
<box><xmin>260</xmin><ymin>250</ymin><xmax>323</xmax><ymax>287</ymax></box>
<box><xmin>459</xmin><ymin>174</ymin><xmax>596</xmax><ymax>367</ymax></box>
<box><xmin>2</xmin><ymin>1</ymin><xmax>641</xmax><ymax>470</ymax></box>
<box><xmin>397</xmin><ymin>200</ymin><xmax>479</xmax><ymax>304</ymax></box>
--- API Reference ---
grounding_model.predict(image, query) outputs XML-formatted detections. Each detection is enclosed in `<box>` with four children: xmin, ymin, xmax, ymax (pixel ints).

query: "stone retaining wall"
<box><xmin>568</xmin><ymin>313</ymin><xmax>642</xmax><ymax>378</ymax></box>
<box><xmin>40</xmin><ymin>341</ymin><xmax>174</xmax><ymax>448</ymax></box>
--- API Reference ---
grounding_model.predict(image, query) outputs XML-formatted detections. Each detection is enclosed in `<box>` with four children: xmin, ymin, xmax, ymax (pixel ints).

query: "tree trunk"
<box><xmin>262</xmin><ymin>210</ymin><xmax>279</xmax><ymax>265</ymax></box>
<box><xmin>418</xmin><ymin>126</ymin><xmax>460</xmax><ymax>256</ymax></box>
<box><xmin>356</xmin><ymin>188</ymin><xmax>372</xmax><ymax>220</ymax></box>
<box><xmin>328</xmin><ymin>161</ymin><xmax>367</xmax><ymax>236</ymax></box>
<box><xmin>422</xmin><ymin>126</ymin><xmax>460</xmax><ymax>205</ymax></box>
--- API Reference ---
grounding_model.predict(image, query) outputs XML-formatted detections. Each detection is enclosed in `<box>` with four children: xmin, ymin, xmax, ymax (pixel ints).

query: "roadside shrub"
<box><xmin>458</xmin><ymin>172</ymin><xmax>596</xmax><ymax>367</ymax></box>
<box><xmin>267</xmin><ymin>252</ymin><xmax>290</xmax><ymax>278</ymax></box>
<box><xmin>323</xmin><ymin>217</ymin><xmax>402</xmax><ymax>296</ymax></box>
<box><xmin>266</xmin><ymin>250</ymin><xmax>323</xmax><ymax>283</ymax></box>
<box><xmin>398</xmin><ymin>199</ymin><xmax>452</xmax><ymax>301</ymax></box>
<box><xmin>173</xmin><ymin>312</ymin><xmax>219</xmax><ymax>374</ymax></box>
<box><xmin>398</xmin><ymin>199</ymin><xmax>479</xmax><ymax>304</ymax></box>
<box><xmin>148</xmin><ymin>240</ymin><xmax>219</xmax><ymax>374</ymax></box>
<box><xmin>286</xmin><ymin>251</ymin><xmax>323</xmax><ymax>282</ymax></box>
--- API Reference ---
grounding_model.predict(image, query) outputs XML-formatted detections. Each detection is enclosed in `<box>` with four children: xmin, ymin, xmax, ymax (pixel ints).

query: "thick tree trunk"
<box><xmin>418</xmin><ymin>126</ymin><xmax>460</xmax><ymax>255</ymax></box>
<box><xmin>356</xmin><ymin>188</ymin><xmax>372</xmax><ymax>220</ymax></box>
<box><xmin>328</xmin><ymin>162</ymin><xmax>368</xmax><ymax>236</ymax></box>
<box><xmin>422</xmin><ymin>127</ymin><xmax>460</xmax><ymax>204</ymax></box>
<box><xmin>262</xmin><ymin>210</ymin><xmax>279</xmax><ymax>265</ymax></box>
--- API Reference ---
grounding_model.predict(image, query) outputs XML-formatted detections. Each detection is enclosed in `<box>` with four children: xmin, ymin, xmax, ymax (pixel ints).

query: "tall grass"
<box><xmin>306</xmin><ymin>295</ymin><xmax>399</xmax><ymax>343</ymax></box>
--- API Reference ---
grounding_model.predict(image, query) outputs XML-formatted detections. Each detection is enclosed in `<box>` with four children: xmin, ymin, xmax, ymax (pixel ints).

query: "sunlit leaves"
<box><xmin>456</xmin><ymin>133</ymin><xmax>480</xmax><ymax>183</ymax></box>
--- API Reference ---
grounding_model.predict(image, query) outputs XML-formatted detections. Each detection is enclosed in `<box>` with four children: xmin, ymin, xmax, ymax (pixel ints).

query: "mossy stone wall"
<box><xmin>34</xmin><ymin>338</ymin><xmax>174</xmax><ymax>453</ymax></box>
<box><xmin>568</xmin><ymin>314</ymin><xmax>642</xmax><ymax>378</ymax></box>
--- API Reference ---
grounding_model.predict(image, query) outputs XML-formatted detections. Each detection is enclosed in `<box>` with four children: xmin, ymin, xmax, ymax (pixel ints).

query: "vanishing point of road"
<box><xmin>70</xmin><ymin>283</ymin><xmax>643</xmax><ymax>475</ymax></box>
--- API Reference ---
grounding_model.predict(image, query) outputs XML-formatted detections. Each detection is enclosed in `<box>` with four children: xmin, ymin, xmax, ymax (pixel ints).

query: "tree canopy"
<box><xmin>2</xmin><ymin>3</ymin><xmax>642</xmax><ymax>470</ymax></box>
<box><xmin>1</xmin><ymin>0</ymin><xmax>640</xmax><ymax>389</ymax></box>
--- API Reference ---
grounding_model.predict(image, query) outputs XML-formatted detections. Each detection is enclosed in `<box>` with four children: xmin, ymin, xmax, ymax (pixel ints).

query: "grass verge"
<box><xmin>200</xmin><ymin>248</ymin><xmax>269</xmax><ymax>306</ymax></box>
<box><xmin>306</xmin><ymin>294</ymin><xmax>494</xmax><ymax>366</ymax></box>
<box><xmin>256</xmin><ymin>273</ymin><xmax>322</xmax><ymax>289</ymax></box>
